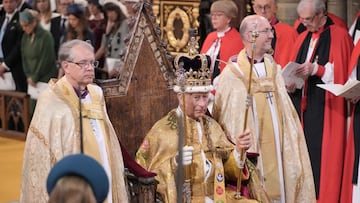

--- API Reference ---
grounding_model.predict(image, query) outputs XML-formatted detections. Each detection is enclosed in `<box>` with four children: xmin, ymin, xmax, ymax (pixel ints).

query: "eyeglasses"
<box><xmin>210</xmin><ymin>12</ymin><xmax>225</xmax><ymax>18</ymax></box>
<box><xmin>253</xmin><ymin>4</ymin><xmax>272</xmax><ymax>12</ymax></box>
<box><xmin>299</xmin><ymin>13</ymin><xmax>318</xmax><ymax>23</ymax></box>
<box><xmin>67</xmin><ymin>60</ymin><xmax>99</xmax><ymax>69</ymax></box>
<box><xmin>257</xmin><ymin>28</ymin><xmax>274</xmax><ymax>35</ymax></box>
<box><xmin>249</xmin><ymin>28</ymin><xmax>274</xmax><ymax>36</ymax></box>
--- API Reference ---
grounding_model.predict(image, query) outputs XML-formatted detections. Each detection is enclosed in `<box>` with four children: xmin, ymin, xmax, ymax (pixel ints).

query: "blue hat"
<box><xmin>67</xmin><ymin>3</ymin><xmax>85</xmax><ymax>18</ymax></box>
<box><xmin>46</xmin><ymin>154</ymin><xmax>109</xmax><ymax>203</ymax></box>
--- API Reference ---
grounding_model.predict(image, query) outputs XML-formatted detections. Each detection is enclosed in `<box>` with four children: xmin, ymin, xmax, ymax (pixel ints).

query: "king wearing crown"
<box><xmin>135</xmin><ymin>36</ymin><xmax>270</xmax><ymax>202</ymax></box>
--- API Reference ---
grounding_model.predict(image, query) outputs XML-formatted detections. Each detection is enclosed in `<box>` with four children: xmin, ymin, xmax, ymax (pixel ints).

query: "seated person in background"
<box><xmin>47</xmin><ymin>154</ymin><xmax>109</xmax><ymax>203</ymax></box>
<box><xmin>135</xmin><ymin>51</ymin><xmax>269</xmax><ymax>203</ymax></box>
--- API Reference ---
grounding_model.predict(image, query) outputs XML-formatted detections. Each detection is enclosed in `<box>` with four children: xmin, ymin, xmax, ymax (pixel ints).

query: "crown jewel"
<box><xmin>173</xmin><ymin>30</ymin><xmax>213</xmax><ymax>93</ymax></box>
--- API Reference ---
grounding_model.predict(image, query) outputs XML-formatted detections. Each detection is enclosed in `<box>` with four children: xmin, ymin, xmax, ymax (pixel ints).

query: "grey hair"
<box><xmin>297</xmin><ymin>0</ymin><xmax>326</xmax><ymax>15</ymax></box>
<box><xmin>58</xmin><ymin>40</ymin><xmax>94</xmax><ymax>62</ymax></box>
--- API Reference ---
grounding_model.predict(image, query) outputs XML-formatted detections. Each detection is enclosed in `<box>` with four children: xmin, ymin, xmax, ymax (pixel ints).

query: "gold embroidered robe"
<box><xmin>135</xmin><ymin>109</ymin><xmax>269</xmax><ymax>203</ymax></box>
<box><xmin>212</xmin><ymin>50</ymin><xmax>316</xmax><ymax>203</ymax></box>
<box><xmin>20</xmin><ymin>77</ymin><xmax>128</xmax><ymax>203</ymax></box>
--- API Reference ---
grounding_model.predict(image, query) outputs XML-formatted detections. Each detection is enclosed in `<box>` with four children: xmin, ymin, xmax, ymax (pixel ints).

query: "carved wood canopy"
<box><xmin>97</xmin><ymin>0</ymin><xmax>178</xmax><ymax>156</ymax></box>
<box><xmin>98</xmin><ymin>1</ymin><xmax>176</xmax><ymax>98</ymax></box>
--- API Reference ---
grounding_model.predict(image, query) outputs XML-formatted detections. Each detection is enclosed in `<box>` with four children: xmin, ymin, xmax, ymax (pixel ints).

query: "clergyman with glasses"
<box><xmin>212</xmin><ymin>14</ymin><xmax>315</xmax><ymax>203</ymax></box>
<box><xmin>252</xmin><ymin>0</ymin><xmax>298</xmax><ymax>68</ymax></box>
<box><xmin>289</xmin><ymin>0</ymin><xmax>353</xmax><ymax>202</ymax></box>
<box><xmin>20</xmin><ymin>39</ymin><xmax>129</xmax><ymax>203</ymax></box>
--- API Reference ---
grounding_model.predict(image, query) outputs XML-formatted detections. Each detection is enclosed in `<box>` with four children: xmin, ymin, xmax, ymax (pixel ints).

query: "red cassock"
<box><xmin>200</xmin><ymin>28</ymin><xmax>244</xmax><ymax>72</ymax></box>
<box><xmin>290</xmin><ymin>18</ymin><xmax>353</xmax><ymax>203</ymax></box>
<box><xmin>272</xmin><ymin>22</ymin><xmax>298</xmax><ymax>68</ymax></box>
<box><xmin>340</xmin><ymin>41</ymin><xmax>360</xmax><ymax>203</ymax></box>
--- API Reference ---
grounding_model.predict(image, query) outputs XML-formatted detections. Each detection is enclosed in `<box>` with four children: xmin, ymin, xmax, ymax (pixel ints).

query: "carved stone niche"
<box><xmin>97</xmin><ymin>0</ymin><xmax>178</xmax><ymax>157</ymax></box>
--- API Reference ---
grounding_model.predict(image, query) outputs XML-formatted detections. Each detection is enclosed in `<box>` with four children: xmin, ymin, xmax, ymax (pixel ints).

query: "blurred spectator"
<box><xmin>0</xmin><ymin>0</ymin><xmax>27</xmax><ymax>92</ymax></box>
<box><xmin>55</xmin><ymin>0</ymin><xmax>73</xmax><ymax>78</ymax></box>
<box><xmin>17</xmin><ymin>0</ymin><xmax>32</xmax><ymax>11</ymax></box>
<box><xmin>19</xmin><ymin>8</ymin><xmax>57</xmax><ymax>116</ymax></box>
<box><xmin>57</xmin><ymin>0</ymin><xmax>73</xmax><ymax>44</ymax></box>
<box><xmin>87</xmin><ymin>0</ymin><xmax>106</xmax><ymax>78</ymax></box>
<box><xmin>200</xmin><ymin>0</ymin><xmax>244</xmax><ymax>80</ymax></box>
<box><xmin>200</xmin><ymin>0</ymin><xmax>244</xmax><ymax>111</ymax></box>
<box><xmin>87</xmin><ymin>0</ymin><xmax>105</xmax><ymax>51</ymax></box>
<box><xmin>198</xmin><ymin>0</ymin><xmax>214</xmax><ymax>48</ymax></box>
<box><xmin>33</xmin><ymin>0</ymin><xmax>62</xmax><ymax>55</ymax></box>
<box><xmin>95</xmin><ymin>1</ymin><xmax>128</xmax><ymax>78</ymax></box>
<box><xmin>57</xmin><ymin>3</ymin><xmax>94</xmax><ymax>78</ymax></box>
<box><xmin>65</xmin><ymin>3</ymin><xmax>94</xmax><ymax>44</ymax></box>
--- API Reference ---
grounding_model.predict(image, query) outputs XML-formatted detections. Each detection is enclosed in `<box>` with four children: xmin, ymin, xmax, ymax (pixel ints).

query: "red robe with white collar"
<box><xmin>340</xmin><ymin>41</ymin><xmax>360</xmax><ymax>203</ymax></box>
<box><xmin>200</xmin><ymin>28</ymin><xmax>244</xmax><ymax>72</ymax></box>
<box><xmin>290</xmin><ymin>18</ymin><xmax>353</xmax><ymax>203</ymax></box>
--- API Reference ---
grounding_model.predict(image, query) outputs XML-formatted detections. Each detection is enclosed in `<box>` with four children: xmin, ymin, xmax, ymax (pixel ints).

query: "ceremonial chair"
<box><xmin>97</xmin><ymin>1</ymin><xmax>178</xmax><ymax>202</ymax></box>
<box><xmin>120</xmin><ymin>142</ymin><xmax>158</xmax><ymax>203</ymax></box>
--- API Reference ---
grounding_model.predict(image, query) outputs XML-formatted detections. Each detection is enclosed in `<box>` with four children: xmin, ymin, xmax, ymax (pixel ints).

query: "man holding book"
<box><xmin>341</xmin><ymin>41</ymin><xmax>360</xmax><ymax>203</ymax></box>
<box><xmin>289</xmin><ymin>0</ymin><xmax>353</xmax><ymax>202</ymax></box>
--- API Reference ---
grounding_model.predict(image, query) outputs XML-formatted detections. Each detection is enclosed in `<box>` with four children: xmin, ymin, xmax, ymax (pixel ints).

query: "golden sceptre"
<box><xmin>181</xmin><ymin>61</ymin><xmax>192</xmax><ymax>203</ymax></box>
<box><xmin>234</xmin><ymin>28</ymin><xmax>259</xmax><ymax>200</ymax></box>
<box><xmin>175</xmin><ymin>29</ymin><xmax>199</xmax><ymax>203</ymax></box>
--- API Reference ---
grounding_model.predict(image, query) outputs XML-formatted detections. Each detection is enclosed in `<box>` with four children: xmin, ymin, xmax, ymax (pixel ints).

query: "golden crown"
<box><xmin>173</xmin><ymin>32</ymin><xmax>213</xmax><ymax>93</ymax></box>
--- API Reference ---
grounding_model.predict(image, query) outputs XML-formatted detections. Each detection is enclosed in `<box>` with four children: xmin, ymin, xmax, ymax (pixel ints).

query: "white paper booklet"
<box><xmin>281</xmin><ymin>62</ymin><xmax>304</xmax><ymax>89</ymax></box>
<box><xmin>27</xmin><ymin>82</ymin><xmax>48</xmax><ymax>99</ymax></box>
<box><xmin>316</xmin><ymin>80</ymin><xmax>360</xmax><ymax>99</ymax></box>
<box><xmin>105</xmin><ymin>58</ymin><xmax>123</xmax><ymax>73</ymax></box>
<box><xmin>0</xmin><ymin>72</ymin><xmax>16</xmax><ymax>90</ymax></box>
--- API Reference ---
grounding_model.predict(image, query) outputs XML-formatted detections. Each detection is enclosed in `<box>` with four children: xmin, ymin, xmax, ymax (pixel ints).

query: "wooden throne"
<box><xmin>97</xmin><ymin>0</ymin><xmax>178</xmax><ymax>158</ymax></box>
<box><xmin>97</xmin><ymin>1</ymin><xmax>178</xmax><ymax>201</ymax></box>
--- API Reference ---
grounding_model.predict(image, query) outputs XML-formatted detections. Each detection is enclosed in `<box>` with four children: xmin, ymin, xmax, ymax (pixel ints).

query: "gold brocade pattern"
<box><xmin>213</xmin><ymin>50</ymin><xmax>316</xmax><ymax>203</ymax></box>
<box><xmin>20</xmin><ymin>77</ymin><xmax>128</xmax><ymax>203</ymax></box>
<box><xmin>136</xmin><ymin>109</ymin><xmax>265</xmax><ymax>203</ymax></box>
<box><xmin>29</xmin><ymin>125</ymin><xmax>57</xmax><ymax>164</ymax></box>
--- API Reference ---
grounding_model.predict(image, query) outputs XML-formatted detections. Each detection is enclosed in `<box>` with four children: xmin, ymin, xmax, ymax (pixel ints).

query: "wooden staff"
<box><xmin>182</xmin><ymin>89</ymin><xmax>192</xmax><ymax>203</ymax></box>
<box><xmin>234</xmin><ymin>29</ymin><xmax>259</xmax><ymax>199</ymax></box>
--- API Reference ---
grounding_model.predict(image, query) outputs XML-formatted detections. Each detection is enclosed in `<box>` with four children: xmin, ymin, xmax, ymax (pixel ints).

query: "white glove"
<box><xmin>174</xmin><ymin>146</ymin><xmax>194</xmax><ymax>166</ymax></box>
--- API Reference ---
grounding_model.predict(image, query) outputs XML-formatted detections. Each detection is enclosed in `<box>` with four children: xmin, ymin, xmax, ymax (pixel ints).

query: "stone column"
<box><xmin>328</xmin><ymin>0</ymin><xmax>347</xmax><ymax>24</ymax></box>
<box><xmin>347</xmin><ymin>0</ymin><xmax>360</xmax><ymax>26</ymax></box>
<box><xmin>276</xmin><ymin>0</ymin><xmax>299</xmax><ymax>26</ymax></box>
